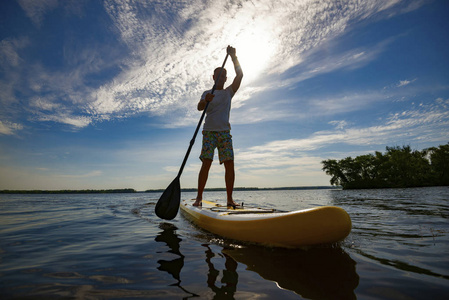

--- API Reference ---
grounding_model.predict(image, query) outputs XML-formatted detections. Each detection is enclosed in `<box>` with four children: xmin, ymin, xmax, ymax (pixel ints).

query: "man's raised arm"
<box><xmin>228</xmin><ymin>46</ymin><xmax>243</xmax><ymax>93</ymax></box>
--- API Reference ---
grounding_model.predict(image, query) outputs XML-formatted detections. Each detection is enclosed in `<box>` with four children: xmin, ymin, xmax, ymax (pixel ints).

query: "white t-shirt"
<box><xmin>201</xmin><ymin>86</ymin><xmax>235</xmax><ymax>131</ymax></box>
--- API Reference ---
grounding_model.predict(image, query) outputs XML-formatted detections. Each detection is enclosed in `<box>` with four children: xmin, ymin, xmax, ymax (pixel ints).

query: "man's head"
<box><xmin>213</xmin><ymin>67</ymin><xmax>227</xmax><ymax>88</ymax></box>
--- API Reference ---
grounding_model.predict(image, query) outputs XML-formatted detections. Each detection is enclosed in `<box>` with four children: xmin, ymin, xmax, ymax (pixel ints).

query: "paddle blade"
<box><xmin>155</xmin><ymin>177</ymin><xmax>181</xmax><ymax>220</ymax></box>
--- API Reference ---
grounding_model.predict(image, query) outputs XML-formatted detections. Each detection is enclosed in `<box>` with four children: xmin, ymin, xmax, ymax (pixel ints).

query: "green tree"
<box><xmin>378</xmin><ymin>146</ymin><xmax>429</xmax><ymax>187</ymax></box>
<box><xmin>321</xmin><ymin>143</ymin><xmax>447</xmax><ymax>189</ymax></box>
<box><xmin>321</xmin><ymin>159</ymin><xmax>348</xmax><ymax>187</ymax></box>
<box><xmin>428</xmin><ymin>143</ymin><xmax>449</xmax><ymax>185</ymax></box>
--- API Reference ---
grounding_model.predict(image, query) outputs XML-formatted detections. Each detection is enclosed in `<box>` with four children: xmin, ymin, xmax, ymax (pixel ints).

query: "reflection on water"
<box><xmin>2</xmin><ymin>189</ymin><xmax>447</xmax><ymax>299</ymax></box>
<box><xmin>330</xmin><ymin>187</ymin><xmax>449</xmax><ymax>282</ymax></box>
<box><xmin>155</xmin><ymin>221</ymin><xmax>358</xmax><ymax>299</ymax></box>
<box><xmin>204</xmin><ymin>244</ymin><xmax>238</xmax><ymax>299</ymax></box>
<box><xmin>155</xmin><ymin>223</ymin><xmax>199</xmax><ymax>298</ymax></box>
<box><xmin>224</xmin><ymin>245</ymin><xmax>358</xmax><ymax>300</ymax></box>
<box><xmin>155</xmin><ymin>222</ymin><xmax>240</xmax><ymax>299</ymax></box>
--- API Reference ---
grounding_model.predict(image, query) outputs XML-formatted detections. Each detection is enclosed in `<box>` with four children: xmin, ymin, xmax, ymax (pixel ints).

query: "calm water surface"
<box><xmin>0</xmin><ymin>187</ymin><xmax>448</xmax><ymax>299</ymax></box>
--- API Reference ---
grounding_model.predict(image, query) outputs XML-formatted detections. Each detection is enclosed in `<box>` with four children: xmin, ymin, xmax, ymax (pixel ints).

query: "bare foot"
<box><xmin>193</xmin><ymin>198</ymin><xmax>202</xmax><ymax>207</ymax></box>
<box><xmin>227</xmin><ymin>200</ymin><xmax>240</xmax><ymax>207</ymax></box>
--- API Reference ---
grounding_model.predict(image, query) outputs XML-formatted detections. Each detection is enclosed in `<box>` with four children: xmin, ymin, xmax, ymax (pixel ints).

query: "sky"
<box><xmin>1</xmin><ymin>0</ymin><xmax>448</xmax><ymax>191</ymax></box>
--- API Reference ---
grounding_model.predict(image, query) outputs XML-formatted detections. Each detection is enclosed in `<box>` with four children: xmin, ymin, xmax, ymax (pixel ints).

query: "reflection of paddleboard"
<box><xmin>180</xmin><ymin>199</ymin><xmax>352</xmax><ymax>248</ymax></box>
<box><xmin>223</xmin><ymin>246</ymin><xmax>359</xmax><ymax>299</ymax></box>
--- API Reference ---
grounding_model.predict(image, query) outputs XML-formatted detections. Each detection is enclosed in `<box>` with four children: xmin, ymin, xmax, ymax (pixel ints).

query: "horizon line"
<box><xmin>0</xmin><ymin>186</ymin><xmax>340</xmax><ymax>194</ymax></box>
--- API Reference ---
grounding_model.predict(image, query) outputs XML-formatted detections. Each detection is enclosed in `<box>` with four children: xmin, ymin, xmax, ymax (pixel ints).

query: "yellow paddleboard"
<box><xmin>180</xmin><ymin>199</ymin><xmax>352</xmax><ymax>248</ymax></box>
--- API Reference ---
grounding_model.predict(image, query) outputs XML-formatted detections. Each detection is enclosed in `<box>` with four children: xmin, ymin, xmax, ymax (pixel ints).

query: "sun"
<box><xmin>233</xmin><ymin>29</ymin><xmax>278</xmax><ymax>84</ymax></box>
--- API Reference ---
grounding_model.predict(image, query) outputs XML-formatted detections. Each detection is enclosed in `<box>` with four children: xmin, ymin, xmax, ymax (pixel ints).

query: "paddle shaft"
<box><xmin>177</xmin><ymin>53</ymin><xmax>230</xmax><ymax>178</ymax></box>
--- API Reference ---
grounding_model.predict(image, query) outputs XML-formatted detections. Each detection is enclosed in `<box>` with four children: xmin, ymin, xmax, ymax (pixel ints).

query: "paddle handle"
<box><xmin>177</xmin><ymin>53</ymin><xmax>230</xmax><ymax>178</ymax></box>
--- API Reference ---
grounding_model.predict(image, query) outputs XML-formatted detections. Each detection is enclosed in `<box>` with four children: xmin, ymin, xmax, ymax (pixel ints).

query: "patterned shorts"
<box><xmin>200</xmin><ymin>131</ymin><xmax>234</xmax><ymax>164</ymax></box>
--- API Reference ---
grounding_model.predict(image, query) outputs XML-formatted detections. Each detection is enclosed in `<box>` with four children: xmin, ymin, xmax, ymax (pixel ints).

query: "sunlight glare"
<box><xmin>233</xmin><ymin>28</ymin><xmax>278</xmax><ymax>84</ymax></box>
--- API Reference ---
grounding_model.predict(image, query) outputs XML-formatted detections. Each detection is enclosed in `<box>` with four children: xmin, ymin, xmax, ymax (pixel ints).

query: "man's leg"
<box><xmin>224</xmin><ymin>160</ymin><xmax>238</xmax><ymax>206</ymax></box>
<box><xmin>194</xmin><ymin>158</ymin><xmax>213</xmax><ymax>206</ymax></box>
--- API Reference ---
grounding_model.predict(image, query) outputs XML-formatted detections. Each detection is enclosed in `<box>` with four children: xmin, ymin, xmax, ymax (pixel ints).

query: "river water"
<box><xmin>0</xmin><ymin>187</ymin><xmax>448</xmax><ymax>299</ymax></box>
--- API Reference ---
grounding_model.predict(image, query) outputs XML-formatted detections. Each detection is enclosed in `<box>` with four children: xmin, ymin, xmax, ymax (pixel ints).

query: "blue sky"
<box><xmin>1</xmin><ymin>0</ymin><xmax>448</xmax><ymax>191</ymax></box>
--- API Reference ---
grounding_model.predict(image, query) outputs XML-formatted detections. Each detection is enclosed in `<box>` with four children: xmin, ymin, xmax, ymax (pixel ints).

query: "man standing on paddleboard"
<box><xmin>193</xmin><ymin>46</ymin><xmax>243</xmax><ymax>207</ymax></box>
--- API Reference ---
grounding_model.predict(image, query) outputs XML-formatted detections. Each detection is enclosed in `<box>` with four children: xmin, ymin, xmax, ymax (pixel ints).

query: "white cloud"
<box><xmin>30</xmin><ymin>97</ymin><xmax>61</xmax><ymax>111</ymax></box>
<box><xmin>0</xmin><ymin>37</ymin><xmax>30</xmax><ymax>68</ymax></box>
<box><xmin>2</xmin><ymin>0</ymin><xmax>427</xmax><ymax>131</ymax></box>
<box><xmin>329</xmin><ymin>120</ymin><xmax>351</xmax><ymax>130</ymax></box>
<box><xmin>0</xmin><ymin>120</ymin><xmax>24</xmax><ymax>135</ymax></box>
<box><xmin>89</xmin><ymin>0</ymin><xmax>417</xmax><ymax>126</ymax></box>
<box><xmin>435</xmin><ymin>97</ymin><xmax>449</xmax><ymax>106</ymax></box>
<box><xmin>17</xmin><ymin>0</ymin><xmax>59</xmax><ymax>27</ymax></box>
<box><xmin>231</xmin><ymin>89</ymin><xmax>392</xmax><ymax>126</ymax></box>
<box><xmin>237</xmin><ymin>99</ymin><xmax>449</xmax><ymax>163</ymax></box>
<box><xmin>59</xmin><ymin>170</ymin><xmax>103</xmax><ymax>178</ymax></box>
<box><xmin>397</xmin><ymin>80</ymin><xmax>411</xmax><ymax>87</ymax></box>
<box><xmin>35</xmin><ymin>112</ymin><xmax>92</xmax><ymax>129</ymax></box>
<box><xmin>397</xmin><ymin>78</ymin><xmax>417</xmax><ymax>87</ymax></box>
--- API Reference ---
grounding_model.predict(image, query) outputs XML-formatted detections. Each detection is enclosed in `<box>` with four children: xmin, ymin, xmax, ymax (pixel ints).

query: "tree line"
<box><xmin>321</xmin><ymin>142</ymin><xmax>449</xmax><ymax>189</ymax></box>
<box><xmin>0</xmin><ymin>189</ymin><xmax>137</xmax><ymax>194</ymax></box>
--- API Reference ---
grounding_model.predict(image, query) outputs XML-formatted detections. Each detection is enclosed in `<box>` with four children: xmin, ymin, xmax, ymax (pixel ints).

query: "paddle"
<box><xmin>155</xmin><ymin>52</ymin><xmax>230</xmax><ymax>220</ymax></box>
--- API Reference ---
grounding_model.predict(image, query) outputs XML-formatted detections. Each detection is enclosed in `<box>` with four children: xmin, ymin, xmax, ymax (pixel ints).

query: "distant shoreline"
<box><xmin>0</xmin><ymin>189</ymin><xmax>138</xmax><ymax>194</ymax></box>
<box><xmin>0</xmin><ymin>186</ymin><xmax>340</xmax><ymax>194</ymax></box>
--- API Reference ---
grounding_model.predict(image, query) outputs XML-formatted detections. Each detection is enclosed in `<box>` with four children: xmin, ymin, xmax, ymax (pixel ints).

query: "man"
<box><xmin>193</xmin><ymin>46</ymin><xmax>243</xmax><ymax>207</ymax></box>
